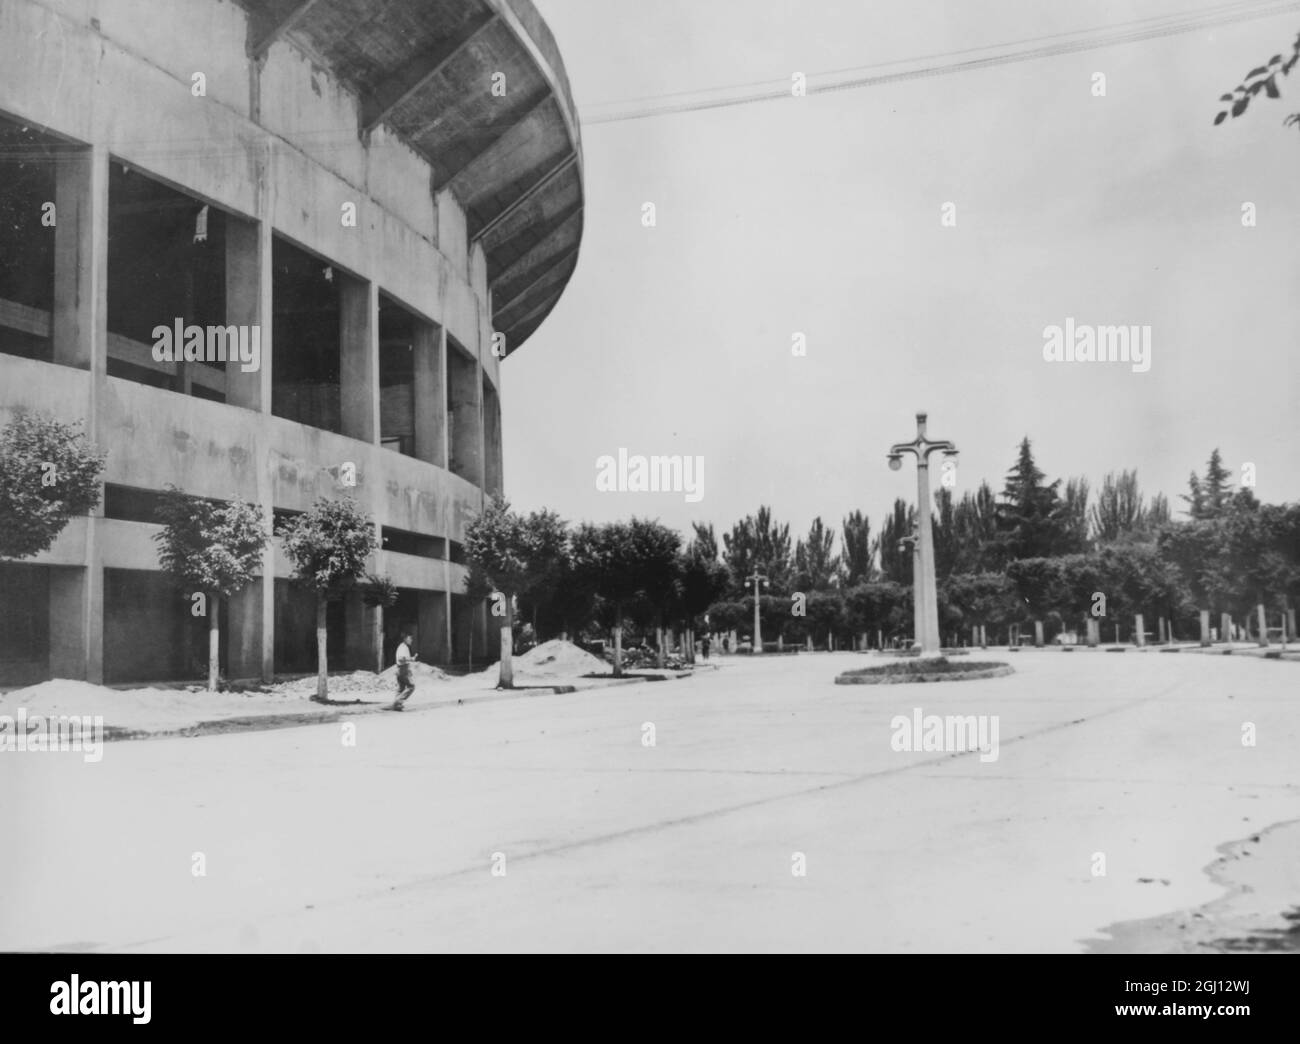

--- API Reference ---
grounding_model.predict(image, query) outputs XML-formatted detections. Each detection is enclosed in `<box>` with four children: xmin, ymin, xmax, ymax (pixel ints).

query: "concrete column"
<box><xmin>1221</xmin><ymin>613</ymin><xmax>1232</xmax><ymax>645</ymax></box>
<box><xmin>447</xmin><ymin>341</ymin><xmax>484</xmax><ymax>486</ymax></box>
<box><xmin>806</xmin><ymin>635</ymin><xmax>813</xmax><ymax>652</ymax></box>
<box><xmin>413</xmin><ymin>320</ymin><xmax>447</xmax><ymax>467</ymax></box>
<box><xmin>1157</xmin><ymin>617</ymin><xmax>1166</xmax><ymax>643</ymax></box>
<box><xmin>49</xmin><ymin>146</ymin><xmax>108</xmax><ymax>681</ymax></box>
<box><xmin>52</xmin><ymin>148</ymin><xmax>97</xmax><ymax>369</ymax></box>
<box><xmin>1257</xmin><ymin>603</ymin><xmax>1268</xmax><ymax>647</ymax></box>
<box><xmin>340</xmin><ymin>277</ymin><xmax>378</xmax><ymax>443</ymax></box>
<box><xmin>483</xmin><ymin>380</ymin><xmax>503</xmax><ymax>497</ymax></box>
<box><xmin>1135</xmin><ymin>614</ymin><xmax>1145</xmax><ymax>647</ymax></box>
<box><xmin>1200</xmin><ymin>610</ymin><xmax>1211</xmax><ymax>647</ymax></box>
<box><xmin>225</xmin><ymin>215</ymin><xmax>268</xmax><ymax>412</ymax></box>
<box><xmin>1288</xmin><ymin>609</ymin><xmax>1296</xmax><ymax>642</ymax></box>
<box><xmin>1085</xmin><ymin>618</ymin><xmax>1099</xmax><ymax>647</ymax></box>
<box><xmin>979</xmin><ymin>625</ymin><xmax>987</xmax><ymax>649</ymax></box>
<box><xmin>1033</xmin><ymin>620</ymin><xmax>1043</xmax><ymax>647</ymax></box>
<box><xmin>344</xmin><ymin>591</ymin><xmax>377</xmax><ymax>669</ymax></box>
<box><xmin>227</xmin><ymin>582</ymin><xmax>267</xmax><ymax>682</ymax></box>
<box><xmin>48</xmin><ymin>567</ymin><xmax>89</xmax><ymax>679</ymax></box>
<box><xmin>418</xmin><ymin>590</ymin><xmax>449</xmax><ymax>666</ymax></box>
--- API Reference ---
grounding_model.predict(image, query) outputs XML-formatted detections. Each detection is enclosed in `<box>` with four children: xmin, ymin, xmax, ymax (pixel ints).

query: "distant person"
<box><xmin>393</xmin><ymin>633</ymin><xmax>417</xmax><ymax>710</ymax></box>
<box><xmin>701</xmin><ymin>635</ymin><xmax>711</xmax><ymax>660</ymax></box>
<box><xmin>722</xmin><ymin>635</ymin><xmax>729</xmax><ymax>654</ymax></box>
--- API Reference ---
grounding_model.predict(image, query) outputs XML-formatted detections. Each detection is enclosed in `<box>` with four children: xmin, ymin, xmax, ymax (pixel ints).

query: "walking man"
<box><xmin>393</xmin><ymin>632</ymin><xmax>417</xmax><ymax>710</ymax></box>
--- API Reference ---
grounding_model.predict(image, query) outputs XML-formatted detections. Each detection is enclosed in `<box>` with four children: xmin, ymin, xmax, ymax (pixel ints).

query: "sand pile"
<box><xmin>378</xmin><ymin>661</ymin><xmax>449</xmax><ymax>684</ymax></box>
<box><xmin>0</xmin><ymin>678</ymin><xmax>315</xmax><ymax>731</ymax></box>
<box><xmin>265</xmin><ymin>670</ymin><xmax>389</xmax><ymax>697</ymax></box>
<box><xmin>477</xmin><ymin>639</ymin><xmax>608</xmax><ymax>682</ymax></box>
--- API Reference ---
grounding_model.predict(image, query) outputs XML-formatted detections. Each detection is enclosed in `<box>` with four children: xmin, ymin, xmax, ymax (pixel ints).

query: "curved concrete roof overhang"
<box><xmin>241</xmin><ymin>0</ymin><xmax>583</xmax><ymax>356</ymax></box>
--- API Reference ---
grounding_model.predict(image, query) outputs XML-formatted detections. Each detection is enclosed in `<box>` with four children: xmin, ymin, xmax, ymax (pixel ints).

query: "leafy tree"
<box><xmin>995</xmin><ymin>437</ymin><xmax>1066</xmax><ymax>561</ymax></box>
<box><xmin>1213</xmin><ymin>32</ymin><xmax>1300</xmax><ymax>127</ymax></box>
<box><xmin>276</xmin><ymin>497</ymin><xmax>380</xmax><ymax>701</ymax></box>
<box><xmin>1182</xmin><ymin>472</ymin><xmax>1205</xmax><ymax>520</ymax></box>
<box><xmin>838</xmin><ymin>509</ymin><xmax>877</xmax><ymax>587</ymax></box>
<box><xmin>515</xmin><ymin>509</ymin><xmax>569</xmax><ymax>641</ymax></box>
<box><xmin>0</xmin><ymin>411</ymin><xmax>105</xmax><ymax>561</ymax></box>
<box><xmin>878</xmin><ymin>498</ymin><xmax>916</xmax><ymax>584</ymax></box>
<box><xmin>792</xmin><ymin>516</ymin><xmax>839</xmax><ymax>592</ymax></box>
<box><xmin>1091</xmin><ymin>470</ymin><xmax>1147</xmax><ymax>544</ymax></box>
<box><xmin>571</xmin><ymin>520</ymin><xmax>664</xmax><ymax>676</ymax></box>
<box><xmin>463</xmin><ymin>496</ymin><xmax>532</xmax><ymax>688</ymax></box>
<box><xmin>843</xmin><ymin>581</ymin><xmax>909</xmax><ymax>645</ymax></box>
<box><xmin>630</xmin><ymin>519</ymin><xmax>683</xmax><ymax>667</ymax></box>
<box><xmin>462</xmin><ymin>562</ymin><xmax>493</xmax><ymax>667</ymax></box>
<box><xmin>722</xmin><ymin>506</ymin><xmax>792</xmax><ymax>595</ymax></box>
<box><xmin>1060</xmin><ymin>477</ymin><xmax>1091</xmax><ymax>554</ymax></box>
<box><xmin>153</xmin><ymin>487</ymin><xmax>268</xmax><ymax>691</ymax></box>
<box><xmin>679</xmin><ymin>541</ymin><xmax>730</xmax><ymax>657</ymax></box>
<box><xmin>691</xmin><ymin>522</ymin><xmax>720</xmax><ymax>563</ymax></box>
<box><xmin>952</xmin><ymin>482</ymin><xmax>1000</xmax><ymax>572</ymax></box>
<box><xmin>1203</xmin><ymin>449</ymin><xmax>1234</xmax><ymax>517</ymax></box>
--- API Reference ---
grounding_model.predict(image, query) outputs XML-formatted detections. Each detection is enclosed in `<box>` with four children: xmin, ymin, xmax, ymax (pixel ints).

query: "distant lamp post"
<box><xmin>898</xmin><ymin>524</ymin><xmax>921</xmax><ymax>651</ymax></box>
<box><xmin>746</xmin><ymin>571</ymin><xmax>768</xmax><ymax>654</ymax></box>
<box><xmin>888</xmin><ymin>411</ymin><xmax>957</xmax><ymax>658</ymax></box>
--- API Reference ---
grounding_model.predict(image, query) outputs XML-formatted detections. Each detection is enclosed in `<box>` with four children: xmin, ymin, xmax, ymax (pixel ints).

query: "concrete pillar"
<box><xmin>344</xmin><ymin>592</ymin><xmax>366</xmax><ymax>669</ymax></box>
<box><xmin>1221</xmin><ymin>613</ymin><xmax>1232</xmax><ymax>645</ymax></box>
<box><xmin>979</xmin><ymin>625</ymin><xmax>987</xmax><ymax>649</ymax></box>
<box><xmin>1135</xmin><ymin>614</ymin><xmax>1145</xmax><ymax>647</ymax></box>
<box><xmin>50</xmin><ymin>146</ymin><xmax>108</xmax><ymax>682</ymax></box>
<box><xmin>48</xmin><ymin>567</ymin><xmax>89</xmax><ymax>679</ymax></box>
<box><xmin>1157</xmin><ymin>617</ymin><xmax>1165</xmax><ymax>643</ymax></box>
<box><xmin>413</xmin><ymin>321</ymin><xmax>447</xmax><ymax>467</ymax></box>
<box><xmin>227</xmin><ymin>580</ymin><xmax>268</xmax><ymax>682</ymax></box>
<box><xmin>806</xmin><ymin>635</ymin><xmax>813</xmax><ymax>652</ymax></box>
<box><xmin>1257</xmin><ymin>603</ymin><xmax>1268</xmax><ymax>647</ymax></box>
<box><xmin>418</xmin><ymin>590</ymin><xmax>449</xmax><ymax>666</ymax></box>
<box><xmin>447</xmin><ymin>340</ymin><xmax>484</xmax><ymax>485</ymax></box>
<box><xmin>1200</xmin><ymin>610</ymin><xmax>1211</xmax><ymax>647</ymax></box>
<box><xmin>1288</xmin><ymin>609</ymin><xmax>1296</xmax><ymax>642</ymax></box>
<box><xmin>339</xmin><ymin>277</ymin><xmax>378</xmax><ymax>443</ymax></box>
<box><xmin>225</xmin><ymin>215</ymin><xmax>268</xmax><ymax>411</ymax></box>
<box><xmin>1086</xmin><ymin>618</ymin><xmax>1099</xmax><ymax>647</ymax></box>
<box><xmin>1033</xmin><ymin>620</ymin><xmax>1044</xmax><ymax>647</ymax></box>
<box><xmin>483</xmin><ymin>379</ymin><xmax>503</xmax><ymax>497</ymax></box>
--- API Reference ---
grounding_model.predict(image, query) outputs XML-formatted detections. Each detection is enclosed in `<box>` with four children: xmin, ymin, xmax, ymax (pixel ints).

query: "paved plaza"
<box><xmin>3</xmin><ymin>650</ymin><xmax>1297</xmax><ymax>952</ymax></box>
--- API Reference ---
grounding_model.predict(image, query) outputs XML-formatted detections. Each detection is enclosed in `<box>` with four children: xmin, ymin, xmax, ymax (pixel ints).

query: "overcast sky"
<box><xmin>502</xmin><ymin>0</ymin><xmax>1300</xmax><ymax>547</ymax></box>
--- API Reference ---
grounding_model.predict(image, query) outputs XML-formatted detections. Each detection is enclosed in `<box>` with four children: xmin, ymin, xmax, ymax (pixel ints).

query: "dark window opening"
<box><xmin>0</xmin><ymin>116</ymin><xmax>58</xmax><ymax>362</ymax></box>
<box><xmin>381</xmin><ymin>526</ymin><xmax>444</xmax><ymax>559</ymax></box>
<box><xmin>108</xmin><ymin>162</ymin><xmax>228</xmax><ymax>401</ymax></box>
<box><xmin>379</xmin><ymin>295</ymin><xmax>416</xmax><ymax>458</ymax></box>
<box><xmin>272</xmin><ymin>235</ymin><xmax>342</xmax><ymax>433</ymax></box>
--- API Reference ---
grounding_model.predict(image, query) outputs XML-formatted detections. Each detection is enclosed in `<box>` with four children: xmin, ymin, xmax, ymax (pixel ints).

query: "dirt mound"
<box><xmin>264</xmin><ymin>670</ymin><xmax>390</xmax><ymax>697</ymax></box>
<box><xmin>378</xmin><ymin>660</ymin><xmax>449</xmax><ymax>683</ymax></box>
<box><xmin>477</xmin><ymin>639</ymin><xmax>609</xmax><ymax>682</ymax></box>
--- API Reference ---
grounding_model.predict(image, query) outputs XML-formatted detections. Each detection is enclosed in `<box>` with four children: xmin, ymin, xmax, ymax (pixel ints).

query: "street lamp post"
<box><xmin>888</xmin><ymin>411</ymin><xmax>957</xmax><ymax>659</ymax></box>
<box><xmin>746</xmin><ymin>572</ymin><xmax>768</xmax><ymax>654</ymax></box>
<box><xmin>898</xmin><ymin>524</ymin><xmax>922</xmax><ymax>651</ymax></box>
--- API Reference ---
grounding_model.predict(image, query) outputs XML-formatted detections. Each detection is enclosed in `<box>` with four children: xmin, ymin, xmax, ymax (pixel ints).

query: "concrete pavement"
<box><xmin>2</xmin><ymin>650</ymin><xmax>1297</xmax><ymax>952</ymax></box>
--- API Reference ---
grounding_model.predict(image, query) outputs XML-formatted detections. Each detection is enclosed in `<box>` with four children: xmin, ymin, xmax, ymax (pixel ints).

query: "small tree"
<box><xmin>276</xmin><ymin>497</ymin><xmax>379</xmax><ymax>701</ymax></box>
<box><xmin>464</xmin><ymin>496</ymin><xmax>532</xmax><ymax>688</ymax></box>
<box><xmin>153</xmin><ymin>488</ymin><xmax>268</xmax><ymax>691</ymax></box>
<box><xmin>0</xmin><ymin>411</ymin><xmax>105</xmax><ymax>561</ymax></box>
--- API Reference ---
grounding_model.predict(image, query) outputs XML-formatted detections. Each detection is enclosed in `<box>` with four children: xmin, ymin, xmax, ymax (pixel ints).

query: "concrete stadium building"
<box><xmin>0</xmin><ymin>0</ymin><xmax>583</xmax><ymax>685</ymax></box>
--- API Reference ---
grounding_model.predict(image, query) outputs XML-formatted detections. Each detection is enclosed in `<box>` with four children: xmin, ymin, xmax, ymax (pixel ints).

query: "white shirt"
<box><xmin>396</xmin><ymin>642</ymin><xmax>413</xmax><ymax>665</ymax></box>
